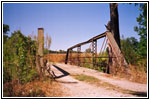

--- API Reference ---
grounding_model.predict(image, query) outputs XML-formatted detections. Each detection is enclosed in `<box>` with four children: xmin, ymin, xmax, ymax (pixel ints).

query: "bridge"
<box><xmin>65</xmin><ymin>31</ymin><xmax>128</xmax><ymax>74</ymax></box>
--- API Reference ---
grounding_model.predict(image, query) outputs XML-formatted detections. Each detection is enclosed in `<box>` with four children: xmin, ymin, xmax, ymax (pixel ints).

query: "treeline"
<box><xmin>44</xmin><ymin>49</ymin><xmax>67</xmax><ymax>54</ymax></box>
<box><xmin>44</xmin><ymin>49</ymin><xmax>79</xmax><ymax>54</ymax></box>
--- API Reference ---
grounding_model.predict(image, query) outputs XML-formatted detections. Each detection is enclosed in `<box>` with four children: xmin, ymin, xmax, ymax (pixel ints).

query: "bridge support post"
<box><xmin>106</xmin><ymin>43</ymin><xmax>113</xmax><ymax>74</ymax></box>
<box><xmin>77</xmin><ymin>46</ymin><xmax>81</xmax><ymax>66</ymax></box>
<box><xmin>65</xmin><ymin>49</ymin><xmax>69</xmax><ymax>64</ymax></box>
<box><xmin>36</xmin><ymin>28</ymin><xmax>44</xmax><ymax>76</ymax></box>
<box><xmin>92</xmin><ymin>40</ymin><xmax>97</xmax><ymax>68</ymax></box>
<box><xmin>70</xmin><ymin>49</ymin><xmax>73</xmax><ymax>65</ymax></box>
<box><xmin>106</xmin><ymin>32</ymin><xmax>128</xmax><ymax>75</ymax></box>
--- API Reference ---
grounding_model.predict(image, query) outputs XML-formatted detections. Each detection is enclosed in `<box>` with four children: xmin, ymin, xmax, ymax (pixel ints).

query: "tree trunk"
<box><xmin>107</xmin><ymin>3</ymin><xmax>121</xmax><ymax>74</ymax></box>
<box><xmin>110</xmin><ymin>3</ymin><xmax>121</xmax><ymax>49</ymax></box>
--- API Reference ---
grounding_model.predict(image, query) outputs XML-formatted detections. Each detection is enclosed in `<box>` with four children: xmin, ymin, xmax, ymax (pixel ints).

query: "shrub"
<box><xmin>3</xmin><ymin>30</ymin><xmax>38</xmax><ymax>84</ymax></box>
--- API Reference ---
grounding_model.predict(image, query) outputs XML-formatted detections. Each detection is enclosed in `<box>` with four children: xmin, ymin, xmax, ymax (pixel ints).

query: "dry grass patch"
<box><xmin>71</xmin><ymin>74</ymin><xmax>100</xmax><ymax>84</ymax></box>
<box><xmin>3</xmin><ymin>78</ymin><xmax>64</xmax><ymax>97</ymax></box>
<box><xmin>44</xmin><ymin>53</ymin><xmax>66</xmax><ymax>63</ymax></box>
<box><xmin>71</xmin><ymin>74</ymin><xmax>118</xmax><ymax>89</ymax></box>
<box><xmin>128</xmin><ymin>65</ymin><xmax>147</xmax><ymax>84</ymax></box>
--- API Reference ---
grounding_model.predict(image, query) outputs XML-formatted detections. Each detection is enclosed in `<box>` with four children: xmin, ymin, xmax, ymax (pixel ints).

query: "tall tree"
<box><xmin>110</xmin><ymin>3</ymin><xmax>121</xmax><ymax>48</ymax></box>
<box><xmin>134</xmin><ymin>3</ymin><xmax>147</xmax><ymax>59</ymax></box>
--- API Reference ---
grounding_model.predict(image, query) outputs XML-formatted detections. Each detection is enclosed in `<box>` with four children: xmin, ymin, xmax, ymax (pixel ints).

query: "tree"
<box><xmin>85</xmin><ymin>48</ymin><xmax>91</xmax><ymax>53</ymax></box>
<box><xmin>44</xmin><ymin>33</ymin><xmax>52</xmax><ymax>54</ymax></box>
<box><xmin>3</xmin><ymin>24</ymin><xmax>9</xmax><ymax>34</ymax></box>
<box><xmin>107</xmin><ymin>3</ymin><xmax>122</xmax><ymax>74</ymax></box>
<box><xmin>45</xmin><ymin>33</ymin><xmax>51</xmax><ymax>50</ymax></box>
<box><xmin>3</xmin><ymin>24</ymin><xmax>9</xmax><ymax>43</ymax></box>
<box><xmin>134</xmin><ymin>3</ymin><xmax>147</xmax><ymax>59</ymax></box>
<box><xmin>110</xmin><ymin>3</ymin><xmax>121</xmax><ymax>48</ymax></box>
<box><xmin>3</xmin><ymin>29</ymin><xmax>38</xmax><ymax>84</ymax></box>
<box><xmin>121</xmin><ymin>37</ymin><xmax>139</xmax><ymax>65</ymax></box>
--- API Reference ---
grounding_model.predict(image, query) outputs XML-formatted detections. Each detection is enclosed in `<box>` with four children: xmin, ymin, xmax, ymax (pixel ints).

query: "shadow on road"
<box><xmin>55</xmin><ymin>80</ymin><xmax>78</xmax><ymax>84</ymax></box>
<box><xmin>53</xmin><ymin>64</ymin><xmax>70</xmax><ymax>79</ymax></box>
<box><xmin>130</xmin><ymin>91</ymin><xmax>147</xmax><ymax>97</ymax></box>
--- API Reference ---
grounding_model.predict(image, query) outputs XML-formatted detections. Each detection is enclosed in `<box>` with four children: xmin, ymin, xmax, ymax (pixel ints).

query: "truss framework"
<box><xmin>65</xmin><ymin>31</ymin><xmax>128</xmax><ymax>74</ymax></box>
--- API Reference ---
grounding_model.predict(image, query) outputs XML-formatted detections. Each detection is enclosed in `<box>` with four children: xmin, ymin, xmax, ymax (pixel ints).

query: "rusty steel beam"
<box><xmin>65</xmin><ymin>49</ymin><xmax>70</xmax><ymax>64</ymax></box>
<box><xmin>99</xmin><ymin>37</ymin><xmax>106</xmax><ymax>54</ymax></box>
<box><xmin>68</xmin><ymin>32</ymin><xmax>106</xmax><ymax>50</ymax></box>
<box><xmin>106</xmin><ymin>31</ymin><xmax>128</xmax><ymax>67</ymax></box>
<box><xmin>92</xmin><ymin>40</ymin><xmax>97</xmax><ymax>55</ymax></box>
<box><xmin>65</xmin><ymin>32</ymin><xmax>106</xmax><ymax>64</ymax></box>
<box><xmin>92</xmin><ymin>40</ymin><xmax>97</xmax><ymax>67</ymax></box>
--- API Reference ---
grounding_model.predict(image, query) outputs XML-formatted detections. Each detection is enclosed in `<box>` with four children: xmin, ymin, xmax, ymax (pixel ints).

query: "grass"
<box><xmin>128</xmin><ymin>65</ymin><xmax>147</xmax><ymax>84</ymax></box>
<box><xmin>71</xmin><ymin>74</ymin><xmax>146</xmax><ymax>97</ymax></box>
<box><xmin>72</xmin><ymin>74</ymin><xmax>116</xmax><ymax>89</ymax></box>
<box><xmin>44</xmin><ymin>53</ymin><xmax>66</xmax><ymax>63</ymax></box>
<box><xmin>71</xmin><ymin>74</ymin><xmax>100</xmax><ymax>84</ymax></box>
<box><xmin>3</xmin><ymin>77</ymin><xmax>63</xmax><ymax>97</ymax></box>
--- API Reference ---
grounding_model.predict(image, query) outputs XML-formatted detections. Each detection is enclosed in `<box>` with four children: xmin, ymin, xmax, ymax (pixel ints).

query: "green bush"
<box><xmin>3</xmin><ymin>66</ymin><xmax>12</xmax><ymax>84</ymax></box>
<box><xmin>3</xmin><ymin>29</ymin><xmax>38</xmax><ymax>84</ymax></box>
<box><xmin>97</xmin><ymin>58</ymin><xmax>107</xmax><ymax>72</ymax></box>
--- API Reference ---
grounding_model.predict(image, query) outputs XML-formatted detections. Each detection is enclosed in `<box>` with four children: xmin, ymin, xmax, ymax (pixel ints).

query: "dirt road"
<box><xmin>51</xmin><ymin>63</ymin><xmax>147</xmax><ymax>97</ymax></box>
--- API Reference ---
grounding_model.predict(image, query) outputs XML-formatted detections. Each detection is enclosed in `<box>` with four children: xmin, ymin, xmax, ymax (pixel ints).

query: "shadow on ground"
<box><xmin>53</xmin><ymin>64</ymin><xmax>70</xmax><ymax>79</ymax></box>
<box><xmin>130</xmin><ymin>91</ymin><xmax>147</xmax><ymax>97</ymax></box>
<box><xmin>56</xmin><ymin>80</ymin><xmax>78</xmax><ymax>84</ymax></box>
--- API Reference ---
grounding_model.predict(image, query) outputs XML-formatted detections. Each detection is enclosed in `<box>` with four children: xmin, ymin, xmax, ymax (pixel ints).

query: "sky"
<box><xmin>3</xmin><ymin>3</ymin><xmax>141</xmax><ymax>51</ymax></box>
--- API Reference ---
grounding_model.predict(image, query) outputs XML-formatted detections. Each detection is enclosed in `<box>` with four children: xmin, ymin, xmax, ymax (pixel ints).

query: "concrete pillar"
<box><xmin>37</xmin><ymin>28</ymin><xmax>44</xmax><ymax>74</ymax></box>
<box><xmin>38</xmin><ymin>28</ymin><xmax>44</xmax><ymax>56</ymax></box>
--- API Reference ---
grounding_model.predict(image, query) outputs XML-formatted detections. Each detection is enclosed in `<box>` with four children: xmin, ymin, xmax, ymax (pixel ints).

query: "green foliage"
<box><xmin>3</xmin><ymin>24</ymin><xmax>10</xmax><ymax>43</ymax></box>
<box><xmin>3</xmin><ymin>24</ymin><xmax>10</xmax><ymax>34</ymax></box>
<box><xmin>134</xmin><ymin>3</ymin><xmax>147</xmax><ymax>59</ymax></box>
<box><xmin>58</xmin><ymin>49</ymin><xmax>66</xmax><ymax>53</ymax></box>
<box><xmin>84</xmin><ymin>58</ymin><xmax>91</xmax><ymax>68</ymax></box>
<box><xmin>96</xmin><ymin>53</ymin><xmax>108</xmax><ymax>72</ymax></box>
<box><xmin>97</xmin><ymin>58</ymin><xmax>107</xmax><ymax>72</ymax></box>
<box><xmin>121</xmin><ymin>37</ymin><xmax>139</xmax><ymax>65</ymax></box>
<box><xmin>21</xmin><ymin>68</ymin><xmax>38</xmax><ymax>83</ymax></box>
<box><xmin>120</xmin><ymin>3</ymin><xmax>147</xmax><ymax>70</ymax></box>
<box><xmin>3</xmin><ymin>27</ymin><xmax>38</xmax><ymax>84</ymax></box>
<box><xmin>80</xmin><ymin>53</ymin><xmax>107</xmax><ymax>72</ymax></box>
<box><xmin>121</xmin><ymin>36</ymin><xmax>147</xmax><ymax>71</ymax></box>
<box><xmin>3</xmin><ymin>65</ymin><xmax>12</xmax><ymax>83</ymax></box>
<box><xmin>85</xmin><ymin>48</ymin><xmax>91</xmax><ymax>53</ymax></box>
<box><xmin>72</xmin><ymin>74</ymin><xmax>100</xmax><ymax>84</ymax></box>
<box><xmin>44</xmin><ymin>48</ymin><xmax>49</xmax><ymax>54</ymax></box>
